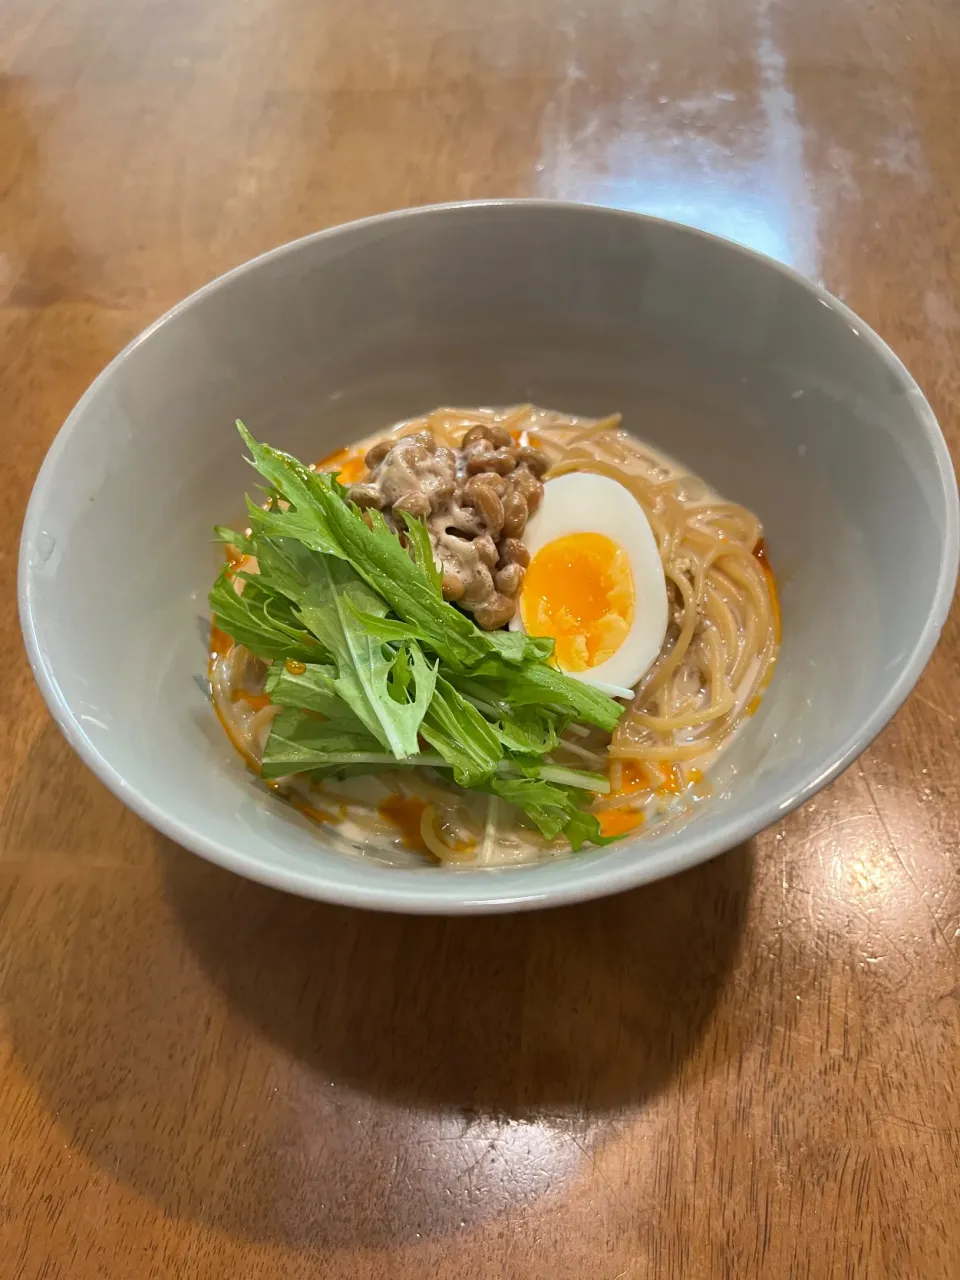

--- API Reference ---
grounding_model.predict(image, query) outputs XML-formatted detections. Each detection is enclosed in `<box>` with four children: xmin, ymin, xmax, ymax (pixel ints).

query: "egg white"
<box><xmin>510</xmin><ymin>472</ymin><xmax>668</xmax><ymax>698</ymax></box>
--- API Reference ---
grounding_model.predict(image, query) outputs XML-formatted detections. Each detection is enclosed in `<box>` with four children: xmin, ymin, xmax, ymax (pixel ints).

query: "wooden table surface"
<box><xmin>2</xmin><ymin>1</ymin><xmax>959</xmax><ymax>1276</ymax></box>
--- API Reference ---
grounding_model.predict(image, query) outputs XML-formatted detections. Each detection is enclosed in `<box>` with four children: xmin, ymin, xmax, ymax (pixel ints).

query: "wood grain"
<box><xmin>2</xmin><ymin>0</ymin><xmax>959</xmax><ymax>1276</ymax></box>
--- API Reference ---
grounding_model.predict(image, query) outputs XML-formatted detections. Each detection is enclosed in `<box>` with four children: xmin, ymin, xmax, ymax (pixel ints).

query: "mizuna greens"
<box><xmin>210</xmin><ymin>422</ymin><xmax>624</xmax><ymax>850</ymax></box>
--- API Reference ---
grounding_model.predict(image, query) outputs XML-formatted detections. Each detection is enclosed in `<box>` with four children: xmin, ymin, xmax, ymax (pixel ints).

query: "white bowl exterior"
<box><xmin>19</xmin><ymin>202</ymin><xmax>960</xmax><ymax>912</ymax></box>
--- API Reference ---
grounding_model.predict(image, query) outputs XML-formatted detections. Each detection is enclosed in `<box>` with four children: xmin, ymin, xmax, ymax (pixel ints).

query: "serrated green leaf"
<box><xmin>397</xmin><ymin>511</ymin><xmax>443</xmax><ymax>593</ymax></box>
<box><xmin>485</xmin><ymin>629</ymin><xmax>555</xmax><ymax>665</ymax></box>
<box><xmin>488</xmin><ymin>775</ymin><xmax>612</xmax><ymax>850</ymax></box>
<box><xmin>261</xmin><ymin>707</ymin><xmax>392</xmax><ymax>779</ymax></box>
<box><xmin>254</xmin><ymin>540</ymin><xmax>435</xmax><ymax>758</ymax></box>
<box><xmin>209</xmin><ymin>569</ymin><xmax>324</xmax><ymax>662</ymax></box>
<box><xmin>214</xmin><ymin>423</ymin><xmax>627</xmax><ymax>852</ymax></box>
<box><xmin>419</xmin><ymin>677</ymin><xmax>503</xmax><ymax>788</ymax></box>
<box><xmin>237</xmin><ymin>423</ymin><xmax>487</xmax><ymax>667</ymax></box>
<box><xmin>492</xmin><ymin>705</ymin><xmax>561</xmax><ymax>757</ymax></box>
<box><xmin>265</xmin><ymin>661</ymin><xmax>352</xmax><ymax>719</ymax></box>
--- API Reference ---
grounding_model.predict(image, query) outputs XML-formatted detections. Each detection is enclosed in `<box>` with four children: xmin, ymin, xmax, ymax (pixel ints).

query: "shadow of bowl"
<box><xmin>2</xmin><ymin>717</ymin><xmax>754</xmax><ymax>1250</ymax></box>
<box><xmin>164</xmin><ymin>834</ymin><xmax>754</xmax><ymax>1117</ymax></box>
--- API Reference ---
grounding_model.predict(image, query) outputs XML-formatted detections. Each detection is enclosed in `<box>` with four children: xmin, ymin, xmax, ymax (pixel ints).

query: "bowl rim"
<box><xmin>18</xmin><ymin>199</ymin><xmax>960</xmax><ymax>913</ymax></box>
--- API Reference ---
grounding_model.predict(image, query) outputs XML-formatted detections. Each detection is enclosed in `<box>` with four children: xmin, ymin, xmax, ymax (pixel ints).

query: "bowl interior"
<box><xmin>20</xmin><ymin>204</ymin><xmax>957</xmax><ymax>911</ymax></box>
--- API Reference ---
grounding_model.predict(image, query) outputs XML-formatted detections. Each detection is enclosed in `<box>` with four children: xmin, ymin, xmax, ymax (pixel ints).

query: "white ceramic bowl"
<box><xmin>19</xmin><ymin>202</ymin><xmax>959</xmax><ymax>913</ymax></box>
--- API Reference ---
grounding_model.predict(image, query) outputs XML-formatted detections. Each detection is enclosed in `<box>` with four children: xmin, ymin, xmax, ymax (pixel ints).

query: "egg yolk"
<box><xmin>520</xmin><ymin>532</ymin><xmax>635</xmax><ymax>672</ymax></box>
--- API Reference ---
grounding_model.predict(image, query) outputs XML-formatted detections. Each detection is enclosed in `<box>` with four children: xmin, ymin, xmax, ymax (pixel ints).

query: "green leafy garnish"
<box><xmin>487</xmin><ymin>776</ymin><xmax>612</xmax><ymax>850</ymax></box>
<box><xmin>237</xmin><ymin>424</ymin><xmax>487</xmax><ymax>667</ymax></box>
<box><xmin>252</xmin><ymin>539</ymin><xmax>436</xmax><ymax>757</ymax></box>
<box><xmin>266</xmin><ymin>661</ymin><xmax>356</xmax><ymax>720</ymax></box>
<box><xmin>450</xmin><ymin>661</ymin><xmax>622</xmax><ymax>733</ymax></box>
<box><xmin>397</xmin><ymin>510</ymin><xmax>444</xmax><ymax>593</ymax></box>
<box><xmin>485</xmin><ymin>629</ymin><xmax>555</xmax><ymax>666</ymax></box>
<box><xmin>210</xmin><ymin>569</ymin><xmax>325</xmax><ymax>662</ymax></box>
<box><xmin>490</xmin><ymin>705</ymin><xmax>561</xmax><ymax>757</ymax></box>
<box><xmin>261</xmin><ymin>707</ymin><xmax>388</xmax><ymax>779</ymax></box>
<box><xmin>209</xmin><ymin>421</ymin><xmax>627</xmax><ymax>850</ymax></box>
<box><xmin>419</xmin><ymin>677</ymin><xmax>503</xmax><ymax>788</ymax></box>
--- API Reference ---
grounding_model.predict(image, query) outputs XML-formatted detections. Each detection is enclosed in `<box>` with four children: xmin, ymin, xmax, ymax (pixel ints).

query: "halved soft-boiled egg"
<box><xmin>509</xmin><ymin>473</ymin><xmax>668</xmax><ymax>698</ymax></box>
